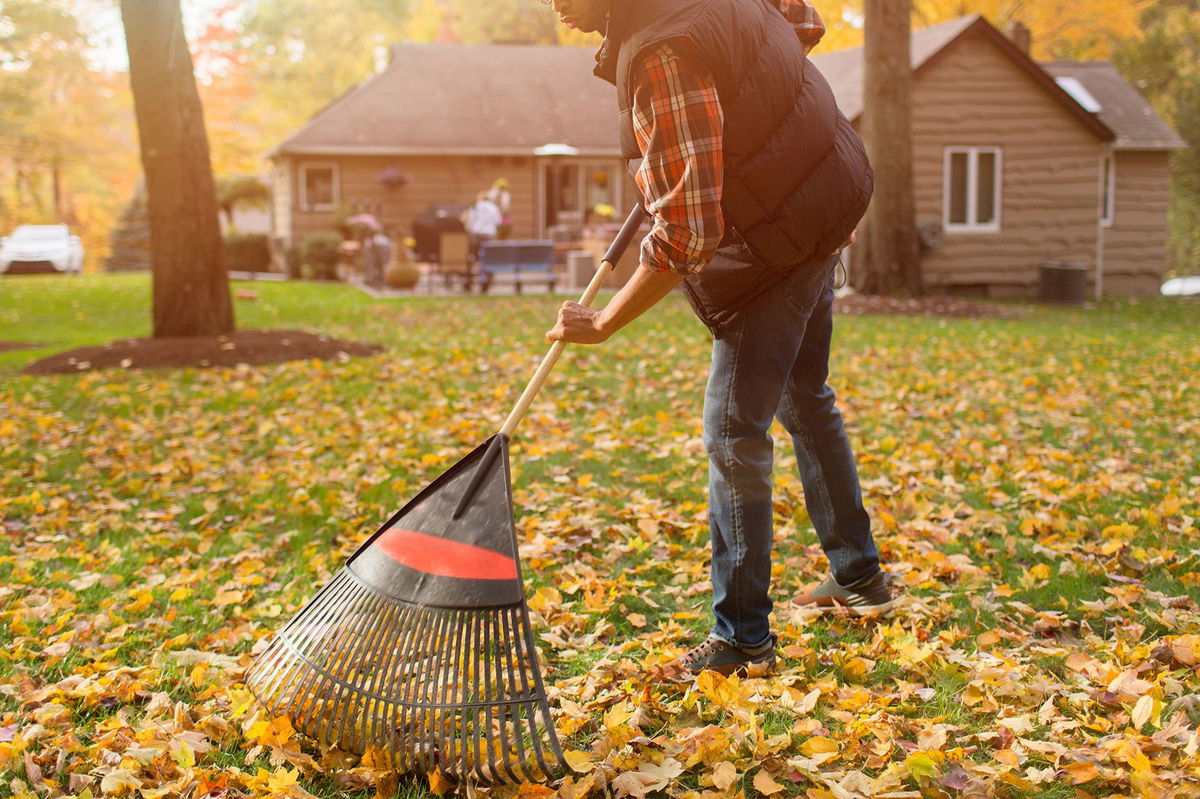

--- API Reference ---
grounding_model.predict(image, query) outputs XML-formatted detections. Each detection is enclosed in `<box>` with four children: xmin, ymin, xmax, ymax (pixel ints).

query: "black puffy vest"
<box><xmin>594</xmin><ymin>0</ymin><xmax>874</xmax><ymax>330</ymax></box>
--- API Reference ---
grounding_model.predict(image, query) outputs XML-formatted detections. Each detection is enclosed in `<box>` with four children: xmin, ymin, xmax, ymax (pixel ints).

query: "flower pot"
<box><xmin>385</xmin><ymin>259</ymin><xmax>421</xmax><ymax>290</ymax></box>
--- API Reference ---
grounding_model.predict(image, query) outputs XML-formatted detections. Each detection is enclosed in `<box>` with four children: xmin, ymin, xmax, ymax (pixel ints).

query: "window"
<box><xmin>299</xmin><ymin>163</ymin><xmax>338</xmax><ymax>211</ymax></box>
<box><xmin>1100</xmin><ymin>154</ymin><xmax>1115</xmax><ymax>227</ymax></box>
<box><xmin>944</xmin><ymin>147</ymin><xmax>1002</xmax><ymax>232</ymax></box>
<box><xmin>539</xmin><ymin>161</ymin><xmax>623</xmax><ymax>236</ymax></box>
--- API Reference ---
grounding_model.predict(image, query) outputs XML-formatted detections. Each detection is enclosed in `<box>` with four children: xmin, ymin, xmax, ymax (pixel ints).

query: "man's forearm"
<box><xmin>596</xmin><ymin>265</ymin><xmax>686</xmax><ymax>337</ymax></box>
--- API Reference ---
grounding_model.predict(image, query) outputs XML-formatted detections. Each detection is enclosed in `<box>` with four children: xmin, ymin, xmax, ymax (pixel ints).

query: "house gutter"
<box><xmin>271</xmin><ymin>145</ymin><xmax>623</xmax><ymax>159</ymax></box>
<box><xmin>1095</xmin><ymin>144</ymin><xmax>1113</xmax><ymax>301</ymax></box>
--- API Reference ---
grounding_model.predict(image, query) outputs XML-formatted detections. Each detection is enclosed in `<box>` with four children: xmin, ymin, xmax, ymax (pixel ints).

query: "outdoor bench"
<box><xmin>478</xmin><ymin>241</ymin><xmax>557</xmax><ymax>294</ymax></box>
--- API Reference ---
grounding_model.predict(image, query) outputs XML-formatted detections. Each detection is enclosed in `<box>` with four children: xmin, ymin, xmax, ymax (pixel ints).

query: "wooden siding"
<box><xmin>1101</xmin><ymin>150</ymin><xmax>1171</xmax><ymax>295</ymax></box>
<box><xmin>276</xmin><ymin>154</ymin><xmax>626</xmax><ymax>250</ymax></box>
<box><xmin>911</xmin><ymin>29</ymin><xmax>1104</xmax><ymax>297</ymax></box>
<box><xmin>271</xmin><ymin>159</ymin><xmax>292</xmax><ymax>247</ymax></box>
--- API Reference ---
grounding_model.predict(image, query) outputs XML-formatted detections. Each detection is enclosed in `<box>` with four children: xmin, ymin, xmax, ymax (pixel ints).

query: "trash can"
<box><xmin>566</xmin><ymin>250</ymin><xmax>595</xmax><ymax>292</ymax></box>
<box><xmin>1039</xmin><ymin>261</ymin><xmax>1090</xmax><ymax>305</ymax></box>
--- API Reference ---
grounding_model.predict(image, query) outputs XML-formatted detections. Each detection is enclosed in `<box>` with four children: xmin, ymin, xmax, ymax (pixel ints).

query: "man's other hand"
<box><xmin>547</xmin><ymin>301</ymin><xmax>610</xmax><ymax>345</ymax></box>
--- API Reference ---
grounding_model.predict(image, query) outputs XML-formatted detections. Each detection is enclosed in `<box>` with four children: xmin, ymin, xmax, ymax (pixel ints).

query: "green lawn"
<box><xmin>1</xmin><ymin>274</ymin><xmax>1197</xmax><ymax>798</ymax></box>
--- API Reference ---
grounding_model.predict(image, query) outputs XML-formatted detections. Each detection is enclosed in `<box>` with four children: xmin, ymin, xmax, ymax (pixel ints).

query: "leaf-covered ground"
<box><xmin>1</xmin><ymin>275</ymin><xmax>1198</xmax><ymax>799</ymax></box>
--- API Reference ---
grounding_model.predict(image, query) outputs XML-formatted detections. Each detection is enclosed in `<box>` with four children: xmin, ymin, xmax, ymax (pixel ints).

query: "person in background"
<box><xmin>462</xmin><ymin>191</ymin><xmax>504</xmax><ymax>263</ymax></box>
<box><xmin>363</xmin><ymin>229</ymin><xmax>393</xmax><ymax>289</ymax></box>
<box><xmin>486</xmin><ymin>178</ymin><xmax>514</xmax><ymax>239</ymax></box>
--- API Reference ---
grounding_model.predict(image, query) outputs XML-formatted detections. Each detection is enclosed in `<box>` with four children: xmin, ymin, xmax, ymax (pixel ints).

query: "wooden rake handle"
<box><xmin>498</xmin><ymin>203</ymin><xmax>647</xmax><ymax>439</ymax></box>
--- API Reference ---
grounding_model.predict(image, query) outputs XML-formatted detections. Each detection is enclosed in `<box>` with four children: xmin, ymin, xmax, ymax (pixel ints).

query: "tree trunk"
<box><xmin>120</xmin><ymin>0</ymin><xmax>233</xmax><ymax>337</ymax></box>
<box><xmin>858</xmin><ymin>0</ymin><xmax>922</xmax><ymax>296</ymax></box>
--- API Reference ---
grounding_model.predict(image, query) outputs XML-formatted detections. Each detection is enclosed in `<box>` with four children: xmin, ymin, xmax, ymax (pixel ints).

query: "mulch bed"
<box><xmin>0</xmin><ymin>342</ymin><xmax>33</xmax><ymax>353</ymax></box>
<box><xmin>834</xmin><ymin>294</ymin><xmax>1022</xmax><ymax>318</ymax></box>
<box><xmin>21</xmin><ymin>329</ymin><xmax>383</xmax><ymax>375</ymax></box>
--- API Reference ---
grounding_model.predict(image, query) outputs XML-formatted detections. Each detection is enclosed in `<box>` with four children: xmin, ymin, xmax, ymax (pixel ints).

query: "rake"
<box><xmin>246</xmin><ymin>205</ymin><xmax>647</xmax><ymax>783</ymax></box>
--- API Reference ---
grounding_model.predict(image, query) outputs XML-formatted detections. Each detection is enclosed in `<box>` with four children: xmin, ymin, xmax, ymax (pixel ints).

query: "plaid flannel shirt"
<box><xmin>633</xmin><ymin>0</ymin><xmax>826</xmax><ymax>274</ymax></box>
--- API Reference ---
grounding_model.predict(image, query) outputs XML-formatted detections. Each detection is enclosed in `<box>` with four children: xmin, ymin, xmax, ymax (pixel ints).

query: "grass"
<box><xmin>0</xmin><ymin>273</ymin><xmax>1198</xmax><ymax>798</ymax></box>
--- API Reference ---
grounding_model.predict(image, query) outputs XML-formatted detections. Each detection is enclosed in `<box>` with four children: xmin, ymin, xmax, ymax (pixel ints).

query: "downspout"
<box><xmin>1095</xmin><ymin>146</ymin><xmax>1110</xmax><ymax>301</ymax></box>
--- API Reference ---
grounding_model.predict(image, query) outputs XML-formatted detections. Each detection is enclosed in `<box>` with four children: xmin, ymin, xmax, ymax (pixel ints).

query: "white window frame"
<box><xmin>943</xmin><ymin>146</ymin><xmax>1002</xmax><ymax>233</ymax></box>
<box><xmin>299</xmin><ymin>162</ymin><xmax>339</xmax><ymax>212</ymax></box>
<box><xmin>1100</xmin><ymin>153</ymin><xmax>1116</xmax><ymax>228</ymax></box>
<box><xmin>535</xmin><ymin>159</ymin><xmax>625</xmax><ymax>237</ymax></box>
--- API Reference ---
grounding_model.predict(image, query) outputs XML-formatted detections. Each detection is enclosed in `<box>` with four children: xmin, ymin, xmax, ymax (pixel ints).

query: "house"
<box><xmin>813</xmin><ymin>14</ymin><xmax>1186</xmax><ymax>297</ymax></box>
<box><xmin>271</xmin><ymin>15</ymin><xmax>1186</xmax><ymax>296</ymax></box>
<box><xmin>270</xmin><ymin>43</ymin><xmax>623</xmax><ymax>250</ymax></box>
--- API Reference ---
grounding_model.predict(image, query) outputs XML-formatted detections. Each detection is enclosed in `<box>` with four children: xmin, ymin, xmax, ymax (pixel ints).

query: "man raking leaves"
<box><xmin>545</xmin><ymin>0</ymin><xmax>893</xmax><ymax>678</ymax></box>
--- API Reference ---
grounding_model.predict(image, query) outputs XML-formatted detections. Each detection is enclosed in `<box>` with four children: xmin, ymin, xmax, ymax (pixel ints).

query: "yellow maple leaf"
<box><xmin>428</xmin><ymin>768</ymin><xmax>454</xmax><ymax>796</ymax></box>
<box><xmin>696</xmin><ymin>670</ymin><xmax>738</xmax><ymax>705</ymax></box>
<box><xmin>711</xmin><ymin>761</ymin><xmax>738</xmax><ymax>791</ymax></box>
<box><xmin>752</xmin><ymin>769</ymin><xmax>786</xmax><ymax>796</ymax></box>
<box><xmin>800</xmin><ymin>736</ymin><xmax>839</xmax><ymax>757</ymax></box>
<box><xmin>564</xmin><ymin>750</ymin><xmax>594</xmax><ymax>773</ymax></box>
<box><xmin>1065</xmin><ymin>760</ymin><xmax>1100</xmax><ymax>784</ymax></box>
<box><xmin>904</xmin><ymin>750</ymin><xmax>945</xmax><ymax>780</ymax></box>
<box><xmin>214</xmin><ymin>589</ymin><xmax>245</xmax><ymax>607</ymax></box>
<box><xmin>249</xmin><ymin>715</ymin><xmax>295</xmax><ymax>748</ymax></box>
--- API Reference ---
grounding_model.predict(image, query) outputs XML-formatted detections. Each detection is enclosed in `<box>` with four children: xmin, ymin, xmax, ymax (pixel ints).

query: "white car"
<box><xmin>0</xmin><ymin>224</ymin><xmax>84</xmax><ymax>275</ymax></box>
<box><xmin>1161</xmin><ymin>276</ymin><xmax>1200</xmax><ymax>297</ymax></box>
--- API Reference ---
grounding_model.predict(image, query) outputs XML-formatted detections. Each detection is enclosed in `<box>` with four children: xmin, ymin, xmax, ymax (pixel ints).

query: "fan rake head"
<box><xmin>245</xmin><ymin>436</ymin><xmax>566</xmax><ymax>783</ymax></box>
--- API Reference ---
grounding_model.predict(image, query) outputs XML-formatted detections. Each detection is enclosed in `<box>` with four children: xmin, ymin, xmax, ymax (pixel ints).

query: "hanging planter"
<box><xmin>377</xmin><ymin>166</ymin><xmax>412</xmax><ymax>191</ymax></box>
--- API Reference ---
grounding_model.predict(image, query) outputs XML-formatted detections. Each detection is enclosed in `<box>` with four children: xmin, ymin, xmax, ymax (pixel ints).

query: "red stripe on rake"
<box><xmin>375</xmin><ymin>528</ymin><xmax>518</xmax><ymax>581</ymax></box>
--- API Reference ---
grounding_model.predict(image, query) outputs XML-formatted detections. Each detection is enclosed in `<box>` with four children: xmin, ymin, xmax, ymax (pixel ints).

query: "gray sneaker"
<box><xmin>793</xmin><ymin>572</ymin><xmax>894</xmax><ymax>616</ymax></box>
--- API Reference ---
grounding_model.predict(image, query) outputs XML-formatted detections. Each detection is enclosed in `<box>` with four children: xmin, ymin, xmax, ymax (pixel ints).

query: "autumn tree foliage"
<box><xmin>1114</xmin><ymin>0</ymin><xmax>1200</xmax><ymax>272</ymax></box>
<box><xmin>0</xmin><ymin>0</ymin><xmax>139</xmax><ymax>271</ymax></box>
<box><xmin>239</xmin><ymin>0</ymin><xmax>412</xmax><ymax>135</ymax></box>
<box><xmin>857</xmin><ymin>0</ymin><xmax>922</xmax><ymax>296</ymax></box>
<box><xmin>120</xmin><ymin>0</ymin><xmax>233</xmax><ymax>337</ymax></box>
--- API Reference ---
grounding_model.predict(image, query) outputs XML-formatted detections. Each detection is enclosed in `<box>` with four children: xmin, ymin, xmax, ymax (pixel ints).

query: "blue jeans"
<box><xmin>703</xmin><ymin>254</ymin><xmax>880</xmax><ymax>649</ymax></box>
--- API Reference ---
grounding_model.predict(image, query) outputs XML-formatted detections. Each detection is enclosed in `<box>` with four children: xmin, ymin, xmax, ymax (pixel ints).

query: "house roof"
<box><xmin>1042</xmin><ymin>61</ymin><xmax>1188</xmax><ymax>150</ymax></box>
<box><xmin>810</xmin><ymin>14</ymin><xmax>979</xmax><ymax>122</ymax></box>
<box><xmin>811</xmin><ymin>14</ymin><xmax>1115</xmax><ymax>143</ymax></box>
<box><xmin>279</xmin><ymin>15</ymin><xmax>1185</xmax><ymax>158</ymax></box>
<box><xmin>275</xmin><ymin>42</ymin><xmax>620</xmax><ymax>157</ymax></box>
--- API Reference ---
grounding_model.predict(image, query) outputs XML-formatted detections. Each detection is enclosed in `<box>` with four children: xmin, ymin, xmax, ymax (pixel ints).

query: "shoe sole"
<box><xmin>792</xmin><ymin>596</ymin><xmax>895</xmax><ymax>617</ymax></box>
<box><xmin>702</xmin><ymin>658</ymin><xmax>776</xmax><ymax>678</ymax></box>
<box><xmin>664</xmin><ymin>657</ymin><xmax>777</xmax><ymax>680</ymax></box>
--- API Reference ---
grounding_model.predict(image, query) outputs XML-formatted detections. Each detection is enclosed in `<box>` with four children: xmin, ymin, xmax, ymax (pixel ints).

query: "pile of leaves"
<box><xmin>1</xmin><ymin>287</ymin><xmax>1197</xmax><ymax>798</ymax></box>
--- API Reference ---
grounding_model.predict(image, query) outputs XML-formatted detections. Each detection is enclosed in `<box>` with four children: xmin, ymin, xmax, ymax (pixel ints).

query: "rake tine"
<box><xmin>497</xmin><ymin>608</ymin><xmax>527</xmax><ymax>784</ymax></box>
<box><xmin>365</xmin><ymin>600</ymin><xmax>413</xmax><ymax>762</ymax></box>
<box><xmin>335</xmin><ymin>588</ymin><xmax>399</xmax><ymax>753</ymax></box>
<box><xmin>258</xmin><ymin>572</ymin><xmax>357</xmax><ymax>719</ymax></box>
<box><xmin>250</xmin><ymin>571</ymin><xmax>349</xmax><ymax>709</ymax></box>
<box><xmin>396</xmin><ymin>605</ymin><xmax>435</xmax><ymax>772</ymax></box>
<box><xmin>302</xmin><ymin>588</ymin><xmax>378</xmax><ymax>746</ymax></box>
<box><xmin>420</xmin><ymin>606</ymin><xmax>453</xmax><ymax>772</ymax></box>
<box><xmin>319</xmin><ymin>590</ymin><xmax>380</xmax><ymax>749</ymax></box>
<box><xmin>276</xmin><ymin>570</ymin><xmax>344</xmax><ymax>644</ymax></box>
<box><xmin>442</xmin><ymin>609</ymin><xmax>469</xmax><ymax>776</ymax></box>
<box><xmin>391</xmin><ymin>603</ymin><xmax>428</xmax><ymax>771</ymax></box>
<box><xmin>522</xmin><ymin>607</ymin><xmax>564</xmax><ymax>777</ymax></box>
<box><xmin>430</xmin><ymin>607</ymin><xmax>456</xmax><ymax>776</ymax></box>
<box><xmin>277</xmin><ymin>573</ymin><xmax>361</xmax><ymax>702</ymax></box>
<box><xmin>495</xmin><ymin>607</ymin><xmax>526</xmax><ymax>783</ymax></box>
<box><xmin>292</xmin><ymin>577</ymin><xmax>376</xmax><ymax>739</ymax></box>
<box><xmin>512</xmin><ymin>606</ymin><xmax>555</xmax><ymax>779</ymax></box>
<box><xmin>478</xmin><ymin>609</ymin><xmax>499</xmax><ymax>783</ymax></box>
<box><xmin>463</xmin><ymin>612</ymin><xmax>480</xmax><ymax>782</ymax></box>
<box><xmin>289</xmin><ymin>579</ymin><xmax>370</xmax><ymax>740</ymax></box>
<box><xmin>451</xmin><ymin>609</ymin><xmax>472</xmax><ymax>780</ymax></box>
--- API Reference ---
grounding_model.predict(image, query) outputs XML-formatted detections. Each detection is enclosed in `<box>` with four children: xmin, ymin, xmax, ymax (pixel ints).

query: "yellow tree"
<box><xmin>812</xmin><ymin>1</ymin><xmax>1150</xmax><ymax>58</ymax></box>
<box><xmin>0</xmin><ymin>0</ymin><xmax>140</xmax><ymax>270</ymax></box>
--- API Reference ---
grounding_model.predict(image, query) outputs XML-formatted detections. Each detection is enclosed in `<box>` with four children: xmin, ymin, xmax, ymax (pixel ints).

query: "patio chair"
<box><xmin>438</xmin><ymin>232</ymin><xmax>474</xmax><ymax>292</ymax></box>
